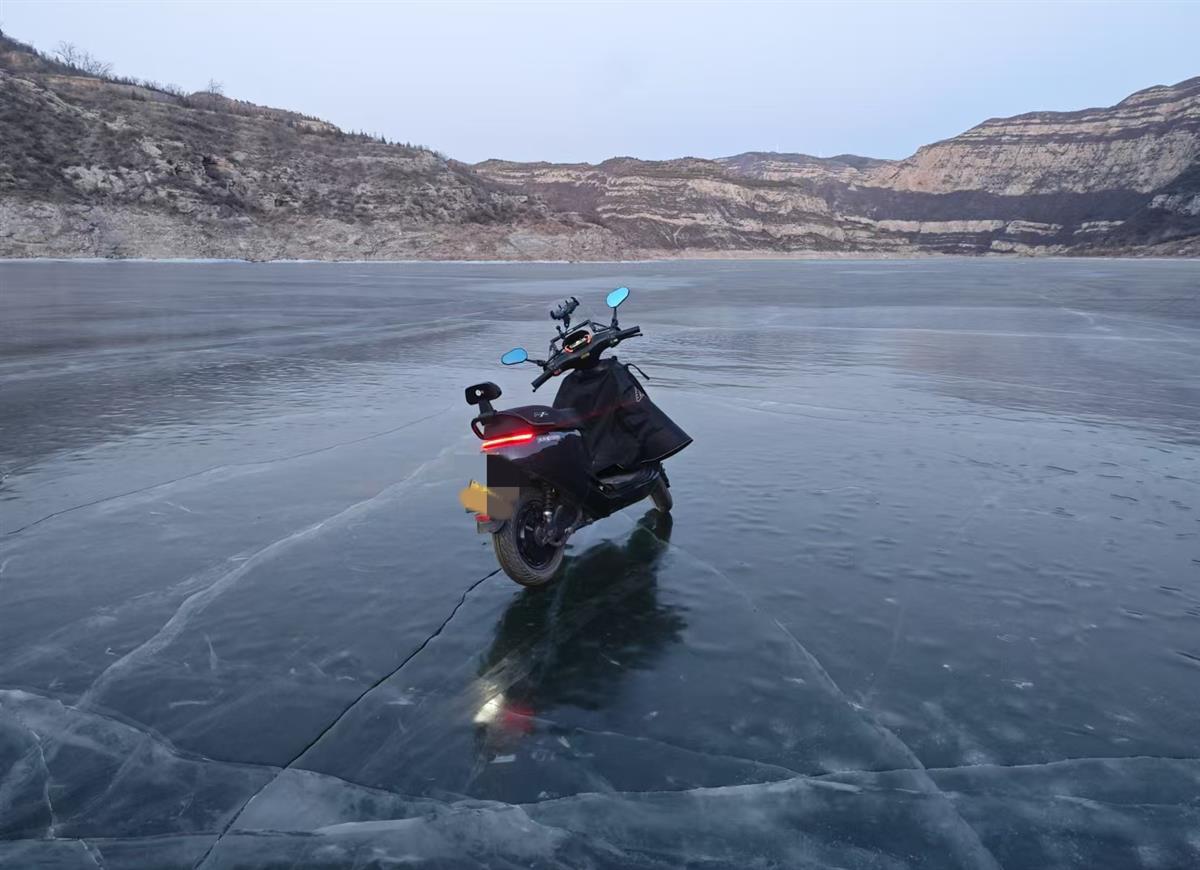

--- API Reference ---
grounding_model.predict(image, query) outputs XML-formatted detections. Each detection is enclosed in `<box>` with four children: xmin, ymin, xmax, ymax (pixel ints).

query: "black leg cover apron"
<box><xmin>552</xmin><ymin>357</ymin><xmax>692</xmax><ymax>475</ymax></box>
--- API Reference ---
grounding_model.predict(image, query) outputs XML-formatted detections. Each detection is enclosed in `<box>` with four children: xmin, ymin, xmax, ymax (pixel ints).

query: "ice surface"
<box><xmin>0</xmin><ymin>835</ymin><xmax>215</xmax><ymax>870</ymax></box>
<box><xmin>0</xmin><ymin>689</ymin><xmax>274</xmax><ymax>840</ymax></box>
<box><xmin>928</xmin><ymin>757</ymin><xmax>1200</xmax><ymax>869</ymax></box>
<box><xmin>2</xmin><ymin>260</ymin><xmax>1199</xmax><ymax>868</ymax></box>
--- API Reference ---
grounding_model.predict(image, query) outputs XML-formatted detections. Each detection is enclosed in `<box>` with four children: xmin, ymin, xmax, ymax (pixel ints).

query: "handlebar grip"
<box><xmin>531</xmin><ymin>369</ymin><xmax>552</xmax><ymax>391</ymax></box>
<box><xmin>616</xmin><ymin>325</ymin><xmax>642</xmax><ymax>341</ymax></box>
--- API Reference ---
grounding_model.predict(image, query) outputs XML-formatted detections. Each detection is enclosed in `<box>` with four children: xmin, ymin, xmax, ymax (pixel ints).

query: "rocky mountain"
<box><xmin>1</xmin><ymin>29</ymin><xmax>1196</xmax><ymax>259</ymax></box>
<box><xmin>717</xmin><ymin>152</ymin><xmax>890</xmax><ymax>184</ymax></box>
<box><xmin>0</xmin><ymin>33</ymin><xmax>618</xmax><ymax>260</ymax></box>
<box><xmin>867</xmin><ymin>81</ymin><xmax>1200</xmax><ymax>196</ymax></box>
<box><xmin>472</xmin><ymin>156</ymin><xmax>857</xmax><ymax>253</ymax></box>
<box><xmin>475</xmin><ymin>77</ymin><xmax>1200</xmax><ymax>257</ymax></box>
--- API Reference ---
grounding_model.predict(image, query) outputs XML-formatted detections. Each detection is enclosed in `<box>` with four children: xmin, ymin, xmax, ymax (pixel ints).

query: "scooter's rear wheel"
<box><xmin>492</xmin><ymin>490</ymin><xmax>564</xmax><ymax>587</ymax></box>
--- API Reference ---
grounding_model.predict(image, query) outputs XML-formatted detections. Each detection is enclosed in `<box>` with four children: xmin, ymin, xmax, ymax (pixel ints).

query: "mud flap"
<box><xmin>476</xmin><ymin>516</ymin><xmax>505</xmax><ymax>534</ymax></box>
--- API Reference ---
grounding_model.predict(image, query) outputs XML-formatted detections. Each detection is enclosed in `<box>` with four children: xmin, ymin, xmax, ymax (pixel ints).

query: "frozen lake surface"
<box><xmin>1</xmin><ymin>259</ymin><xmax>1199</xmax><ymax>869</ymax></box>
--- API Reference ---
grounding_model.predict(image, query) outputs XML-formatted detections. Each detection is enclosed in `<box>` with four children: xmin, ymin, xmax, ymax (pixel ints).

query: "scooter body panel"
<box><xmin>483</xmin><ymin>430</ymin><xmax>662</xmax><ymax>523</ymax></box>
<box><xmin>485</xmin><ymin>429</ymin><xmax>591</xmax><ymax>508</ymax></box>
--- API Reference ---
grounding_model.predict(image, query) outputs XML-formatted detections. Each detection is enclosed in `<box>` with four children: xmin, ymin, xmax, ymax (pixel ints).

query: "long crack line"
<box><xmin>30</xmin><ymin>732</ymin><xmax>58</xmax><ymax>839</ymax></box>
<box><xmin>535</xmin><ymin>719</ymin><xmax>806</xmax><ymax>781</ymax></box>
<box><xmin>12</xmin><ymin>679</ymin><xmax>1196</xmax><ymax>800</ymax></box>
<box><xmin>78</xmin><ymin>441</ymin><xmax>461</xmax><ymax>710</ymax></box>
<box><xmin>5</xmin><ymin>404</ymin><xmax>452</xmax><ymax>538</ymax></box>
<box><xmin>191</xmin><ymin>567</ymin><xmax>500</xmax><ymax>870</ymax></box>
<box><xmin>658</xmin><ymin>534</ymin><xmax>1004</xmax><ymax>870</ymax></box>
<box><xmin>79</xmin><ymin>839</ymin><xmax>106</xmax><ymax>869</ymax></box>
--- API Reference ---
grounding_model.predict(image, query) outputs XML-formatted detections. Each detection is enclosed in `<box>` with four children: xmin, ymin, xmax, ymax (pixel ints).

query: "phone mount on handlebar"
<box><xmin>523</xmin><ymin>290</ymin><xmax>642</xmax><ymax>392</ymax></box>
<box><xmin>551</xmin><ymin>297</ymin><xmax>580</xmax><ymax>336</ymax></box>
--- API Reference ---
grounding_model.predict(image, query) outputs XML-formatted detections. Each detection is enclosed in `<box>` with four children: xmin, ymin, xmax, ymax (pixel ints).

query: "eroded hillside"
<box><xmin>2</xmin><ymin>30</ymin><xmax>1196</xmax><ymax>259</ymax></box>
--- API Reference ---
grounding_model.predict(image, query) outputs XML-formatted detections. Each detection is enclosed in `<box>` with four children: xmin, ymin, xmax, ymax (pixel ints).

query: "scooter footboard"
<box><xmin>583</xmin><ymin>464</ymin><xmax>661</xmax><ymax>519</ymax></box>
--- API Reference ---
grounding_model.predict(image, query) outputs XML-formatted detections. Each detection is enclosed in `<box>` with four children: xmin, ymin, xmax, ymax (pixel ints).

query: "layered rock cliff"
<box><xmin>1</xmin><ymin>28</ymin><xmax>1196</xmax><ymax>259</ymax></box>
<box><xmin>474</xmin><ymin>77</ymin><xmax>1200</xmax><ymax>257</ymax></box>
<box><xmin>867</xmin><ymin>80</ymin><xmax>1200</xmax><ymax>195</ymax></box>
<box><xmin>471</xmin><ymin>157</ymin><xmax>859</xmax><ymax>252</ymax></box>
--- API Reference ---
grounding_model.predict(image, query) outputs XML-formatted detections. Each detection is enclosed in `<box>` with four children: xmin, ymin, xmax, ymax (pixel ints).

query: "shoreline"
<box><xmin>2</xmin><ymin>253</ymin><xmax>1196</xmax><ymax>265</ymax></box>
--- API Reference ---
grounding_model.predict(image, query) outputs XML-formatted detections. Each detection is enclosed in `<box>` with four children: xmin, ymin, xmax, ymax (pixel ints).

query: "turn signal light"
<box><xmin>480</xmin><ymin>431</ymin><xmax>535</xmax><ymax>451</ymax></box>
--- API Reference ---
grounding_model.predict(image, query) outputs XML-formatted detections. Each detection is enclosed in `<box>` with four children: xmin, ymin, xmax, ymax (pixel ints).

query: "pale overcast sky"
<box><xmin>3</xmin><ymin>0</ymin><xmax>1198</xmax><ymax>164</ymax></box>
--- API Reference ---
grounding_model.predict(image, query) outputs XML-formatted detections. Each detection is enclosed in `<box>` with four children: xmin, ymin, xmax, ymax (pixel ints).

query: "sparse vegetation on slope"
<box><xmin>1</xmin><ymin>29</ymin><xmax>1196</xmax><ymax>259</ymax></box>
<box><xmin>0</xmin><ymin>30</ymin><xmax>619</xmax><ymax>260</ymax></box>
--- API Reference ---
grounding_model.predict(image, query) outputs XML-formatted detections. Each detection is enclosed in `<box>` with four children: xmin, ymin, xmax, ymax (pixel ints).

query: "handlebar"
<box><xmin>530</xmin><ymin>323</ymin><xmax>641</xmax><ymax>390</ymax></box>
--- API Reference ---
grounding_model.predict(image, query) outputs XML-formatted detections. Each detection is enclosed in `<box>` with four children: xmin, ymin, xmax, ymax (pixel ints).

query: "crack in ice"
<box><xmin>806</xmin><ymin>752</ymin><xmax>1200</xmax><ymax>788</ymax></box>
<box><xmin>529</xmin><ymin>717</ymin><xmax>806</xmax><ymax>781</ymax></box>
<box><xmin>79</xmin><ymin>838</ymin><xmax>106</xmax><ymax>869</ymax></box>
<box><xmin>191</xmin><ymin>565</ymin><xmax>501</xmax><ymax>869</ymax></box>
<box><xmin>654</xmin><ymin>535</ymin><xmax>1004</xmax><ymax>870</ymax></box>
<box><xmin>12</xmin><ymin>680</ymin><xmax>1195</xmax><ymax>807</ymax></box>
<box><xmin>4</xmin><ymin>404</ymin><xmax>453</xmax><ymax>537</ymax></box>
<box><xmin>28</xmin><ymin>730</ymin><xmax>59</xmax><ymax>839</ymax></box>
<box><xmin>77</xmin><ymin>440</ymin><xmax>462</xmax><ymax>711</ymax></box>
<box><xmin>0</xmin><ymin>687</ymin><xmax>280</xmax><ymax>775</ymax></box>
<box><xmin>928</xmin><ymin>754</ymin><xmax>1200</xmax><ymax>775</ymax></box>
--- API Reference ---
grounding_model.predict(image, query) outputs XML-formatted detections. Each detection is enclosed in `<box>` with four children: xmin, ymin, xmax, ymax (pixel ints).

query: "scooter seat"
<box><xmin>497</xmin><ymin>405</ymin><xmax>584</xmax><ymax>431</ymax></box>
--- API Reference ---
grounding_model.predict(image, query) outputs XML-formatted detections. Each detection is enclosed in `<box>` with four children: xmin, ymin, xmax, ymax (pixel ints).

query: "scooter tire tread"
<box><xmin>492</xmin><ymin>518</ymin><xmax>564</xmax><ymax>587</ymax></box>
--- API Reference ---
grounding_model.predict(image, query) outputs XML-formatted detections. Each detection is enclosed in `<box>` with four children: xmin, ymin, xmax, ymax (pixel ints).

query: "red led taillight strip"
<box><xmin>480</xmin><ymin>431</ymin><xmax>536</xmax><ymax>451</ymax></box>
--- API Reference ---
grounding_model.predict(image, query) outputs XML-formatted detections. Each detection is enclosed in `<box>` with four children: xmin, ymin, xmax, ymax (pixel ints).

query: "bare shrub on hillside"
<box><xmin>53</xmin><ymin>41</ymin><xmax>113</xmax><ymax>77</ymax></box>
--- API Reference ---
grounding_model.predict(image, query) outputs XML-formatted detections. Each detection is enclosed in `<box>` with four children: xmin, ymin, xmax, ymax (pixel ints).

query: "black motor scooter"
<box><xmin>462</xmin><ymin>287</ymin><xmax>691</xmax><ymax>586</ymax></box>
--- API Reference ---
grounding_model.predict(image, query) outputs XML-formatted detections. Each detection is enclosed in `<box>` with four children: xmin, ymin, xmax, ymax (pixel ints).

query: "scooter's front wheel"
<box><xmin>492</xmin><ymin>490</ymin><xmax>564</xmax><ymax>587</ymax></box>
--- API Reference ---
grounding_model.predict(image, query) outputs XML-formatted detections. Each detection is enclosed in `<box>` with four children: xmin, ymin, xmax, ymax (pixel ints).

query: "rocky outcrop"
<box><xmin>475</xmin><ymin>77</ymin><xmax>1200</xmax><ymax>257</ymax></box>
<box><xmin>866</xmin><ymin>79</ymin><xmax>1200</xmax><ymax>195</ymax></box>
<box><xmin>472</xmin><ymin>157</ymin><xmax>858</xmax><ymax>253</ymax></box>
<box><xmin>0</xmin><ymin>34</ymin><xmax>618</xmax><ymax>260</ymax></box>
<box><xmin>1084</xmin><ymin>161</ymin><xmax>1200</xmax><ymax>253</ymax></box>
<box><xmin>717</xmin><ymin>152</ymin><xmax>889</xmax><ymax>184</ymax></box>
<box><xmin>1</xmin><ymin>27</ymin><xmax>1197</xmax><ymax>260</ymax></box>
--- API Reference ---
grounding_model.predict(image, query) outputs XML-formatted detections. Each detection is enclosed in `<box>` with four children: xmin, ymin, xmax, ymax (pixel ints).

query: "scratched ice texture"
<box><xmin>1</xmin><ymin>259</ymin><xmax>1199</xmax><ymax>869</ymax></box>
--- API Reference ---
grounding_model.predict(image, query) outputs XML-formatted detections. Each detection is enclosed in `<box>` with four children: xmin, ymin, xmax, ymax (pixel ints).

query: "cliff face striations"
<box><xmin>474</xmin><ymin>78</ymin><xmax>1200</xmax><ymax>257</ymax></box>
<box><xmin>2</xmin><ymin>30</ymin><xmax>1196</xmax><ymax>260</ymax></box>
<box><xmin>472</xmin><ymin>157</ymin><xmax>857</xmax><ymax>253</ymax></box>
<box><xmin>867</xmin><ymin>79</ymin><xmax>1200</xmax><ymax>195</ymax></box>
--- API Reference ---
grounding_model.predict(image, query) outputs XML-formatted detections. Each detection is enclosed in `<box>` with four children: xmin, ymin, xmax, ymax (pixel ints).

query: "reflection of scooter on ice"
<box><xmin>471</xmin><ymin>510</ymin><xmax>685</xmax><ymax>756</ymax></box>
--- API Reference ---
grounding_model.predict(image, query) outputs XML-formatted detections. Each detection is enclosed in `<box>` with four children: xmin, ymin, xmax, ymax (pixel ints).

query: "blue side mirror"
<box><xmin>606</xmin><ymin>286</ymin><xmax>630</xmax><ymax>309</ymax></box>
<box><xmin>500</xmin><ymin>347</ymin><xmax>528</xmax><ymax>366</ymax></box>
